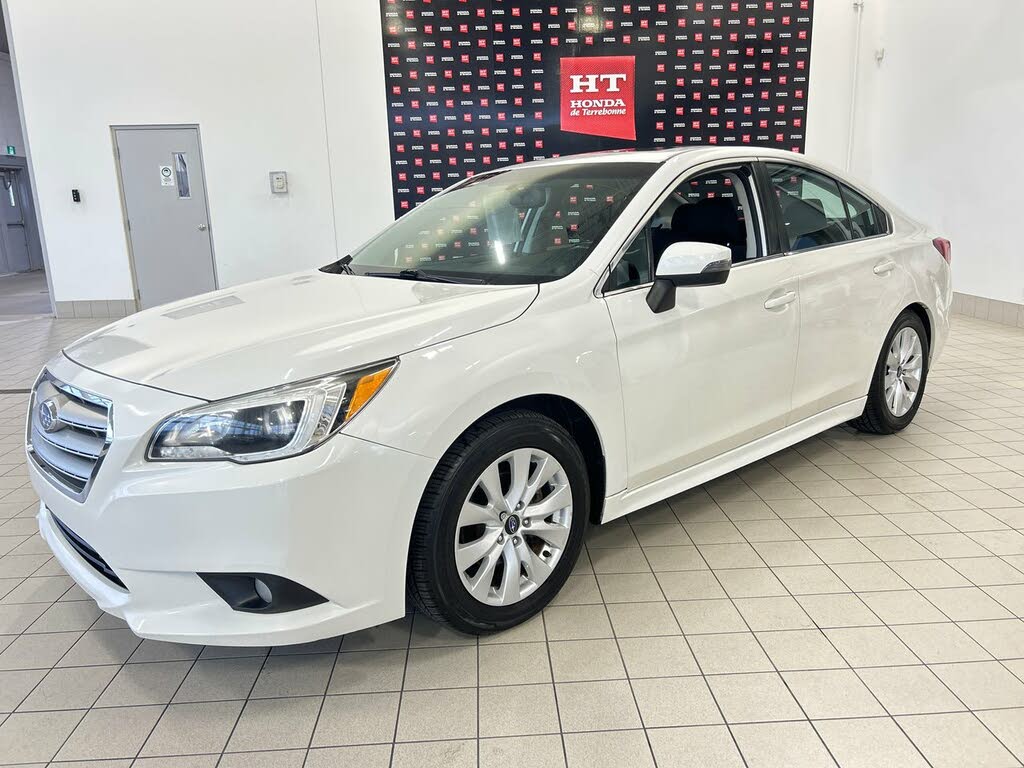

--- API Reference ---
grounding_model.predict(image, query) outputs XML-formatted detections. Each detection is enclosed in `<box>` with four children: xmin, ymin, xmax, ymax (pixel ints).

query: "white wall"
<box><xmin>318</xmin><ymin>1</ymin><xmax>395</xmax><ymax>257</ymax></box>
<box><xmin>7</xmin><ymin>0</ymin><xmax>393</xmax><ymax>303</ymax></box>
<box><xmin>0</xmin><ymin>53</ymin><xmax>25</xmax><ymax>157</ymax></box>
<box><xmin>851</xmin><ymin>0</ymin><xmax>1024</xmax><ymax>304</ymax></box>
<box><xmin>805</xmin><ymin>1</ymin><xmax>860</xmax><ymax>169</ymax></box>
<box><xmin>4</xmin><ymin>0</ymin><xmax>864</xmax><ymax>305</ymax></box>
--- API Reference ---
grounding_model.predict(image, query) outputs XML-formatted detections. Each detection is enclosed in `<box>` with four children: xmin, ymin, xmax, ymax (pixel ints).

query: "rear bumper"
<box><xmin>28</xmin><ymin>356</ymin><xmax>436</xmax><ymax>646</ymax></box>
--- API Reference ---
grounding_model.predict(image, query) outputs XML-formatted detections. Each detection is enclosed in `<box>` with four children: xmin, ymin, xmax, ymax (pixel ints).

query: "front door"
<box><xmin>114</xmin><ymin>126</ymin><xmax>216</xmax><ymax>309</ymax></box>
<box><xmin>603</xmin><ymin>163</ymin><xmax>800</xmax><ymax>489</ymax></box>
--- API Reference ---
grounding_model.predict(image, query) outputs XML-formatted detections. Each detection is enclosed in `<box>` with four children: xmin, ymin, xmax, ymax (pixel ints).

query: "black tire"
<box><xmin>850</xmin><ymin>309</ymin><xmax>930</xmax><ymax>434</ymax></box>
<box><xmin>407</xmin><ymin>409</ymin><xmax>590</xmax><ymax>634</ymax></box>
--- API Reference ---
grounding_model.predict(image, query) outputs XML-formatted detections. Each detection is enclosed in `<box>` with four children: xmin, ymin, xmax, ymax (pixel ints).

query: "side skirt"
<box><xmin>601</xmin><ymin>398</ymin><xmax>867</xmax><ymax>524</ymax></box>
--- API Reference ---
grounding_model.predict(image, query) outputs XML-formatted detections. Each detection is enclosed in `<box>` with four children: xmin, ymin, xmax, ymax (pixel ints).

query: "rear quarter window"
<box><xmin>842</xmin><ymin>183</ymin><xmax>889</xmax><ymax>238</ymax></box>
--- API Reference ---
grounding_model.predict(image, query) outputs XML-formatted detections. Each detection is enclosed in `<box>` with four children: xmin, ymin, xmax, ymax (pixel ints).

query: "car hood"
<box><xmin>63</xmin><ymin>271</ymin><xmax>538</xmax><ymax>400</ymax></box>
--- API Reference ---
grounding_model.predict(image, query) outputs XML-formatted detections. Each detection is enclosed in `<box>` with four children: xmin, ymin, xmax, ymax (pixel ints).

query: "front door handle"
<box><xmin>764</xmin><ymin>290</ymin><xmax>797</xmax><ymax>310</ymax></box>
<box><xmin>873</xmin><ymin>260</ymin><xmax>896</xmax><ymax>275</ymax></box>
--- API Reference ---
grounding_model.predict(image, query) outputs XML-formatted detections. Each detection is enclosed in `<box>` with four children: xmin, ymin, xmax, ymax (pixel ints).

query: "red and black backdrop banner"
<box><xmin>380</xmin><ymin>0</ymin><xmax>814</xmax><ymax>216</ymax></box>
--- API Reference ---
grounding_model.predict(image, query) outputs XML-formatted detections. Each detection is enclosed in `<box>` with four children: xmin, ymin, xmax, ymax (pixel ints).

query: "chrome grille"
<box><xmin>27</xmin><ymin>371</ymin><xmax>112</xmax><ymax>501</ymax></box>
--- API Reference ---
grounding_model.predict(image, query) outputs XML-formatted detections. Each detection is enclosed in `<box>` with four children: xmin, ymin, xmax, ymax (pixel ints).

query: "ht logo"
<box><xmin>568</xmin><ymin>73</ymin><xmax>628</xmax><ymax>93</ymax></box>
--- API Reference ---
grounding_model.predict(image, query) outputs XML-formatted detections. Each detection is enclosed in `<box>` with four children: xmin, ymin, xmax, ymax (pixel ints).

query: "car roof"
<box><xmin>516</xmin><ymin>145</ymin><xmax>810</xmax><ymax>168</ymax></box>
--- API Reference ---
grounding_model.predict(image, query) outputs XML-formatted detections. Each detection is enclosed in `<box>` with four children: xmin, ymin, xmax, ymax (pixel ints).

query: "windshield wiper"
<box><xmin>363</xmin><ymin>269</ymin><xmax>484</xmax><ymax>285</ymax></box>
<box><xmin>320</xmin><ymin>254</ymin><xmax>354</xmax><ymax>275</ymax></box>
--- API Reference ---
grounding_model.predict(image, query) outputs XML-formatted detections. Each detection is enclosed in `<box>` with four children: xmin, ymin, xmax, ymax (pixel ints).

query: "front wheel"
<box><xmin>850</xmin><ymin>309</ymin><xmax>929</xmax><ymax>434</ymax></box>
<box><xmin>407</xmin><ymin>410</ymin><xmax>589</xmax><ymax>634</ymax></box>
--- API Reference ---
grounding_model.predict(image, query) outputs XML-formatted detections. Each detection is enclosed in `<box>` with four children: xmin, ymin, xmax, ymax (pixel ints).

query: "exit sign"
<box><xmin>5</xmin><ymin>146</ymin><xmax>14</xmax><ymax>156</ymax></box>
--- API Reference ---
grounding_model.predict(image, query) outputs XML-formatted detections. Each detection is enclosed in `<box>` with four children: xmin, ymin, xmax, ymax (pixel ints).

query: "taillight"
<box><xmin>933</xmin><ymin>237</ymin><xmax>952</xmax><ymax>264</ymax></box>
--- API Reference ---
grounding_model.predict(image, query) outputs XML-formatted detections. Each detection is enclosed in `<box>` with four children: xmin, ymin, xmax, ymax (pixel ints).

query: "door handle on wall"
<box><xmin>764</xmin><ymin>291</ymin><xmax>797</xmax><ymax>310</ymax></box>
<box><xmin>873</xmin><ymin>260</ymin><xmax>896</xmax><ymax>275</ymax></box>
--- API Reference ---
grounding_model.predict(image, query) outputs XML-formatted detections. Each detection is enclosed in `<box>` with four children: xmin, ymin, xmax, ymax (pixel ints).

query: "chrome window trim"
<box><xmin>26</xmin><ymin>370</ymin><xmax>113</xmax><ymax>503</ymax></box>
<box><xmin>779</xmin><ymin>229</ymin><xmax>895</xmax><ymax>258</ymax></box>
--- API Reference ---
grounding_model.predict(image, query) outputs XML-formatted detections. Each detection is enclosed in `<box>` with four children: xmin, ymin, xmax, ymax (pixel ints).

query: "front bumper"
<box><xmin>28</xmin><ymin>355</ymin><xmax>435</xmax><ymax>646</ymax></box>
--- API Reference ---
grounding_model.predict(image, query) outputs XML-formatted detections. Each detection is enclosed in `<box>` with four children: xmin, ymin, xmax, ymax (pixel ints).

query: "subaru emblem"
<box><xmin>38</xmin><ymin>399</ymin><xmax>62</xmax><ymax>433</ymax></box>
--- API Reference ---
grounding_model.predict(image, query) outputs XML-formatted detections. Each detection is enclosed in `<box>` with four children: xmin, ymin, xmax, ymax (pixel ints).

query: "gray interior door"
<box><xmin>0</xmin><ymin>169</ymin><xmax>32</xmax><ymax>273</ymax></box>
<box><xmin>114</xmin><ymin>127</ymin><xmax>216</xmax><ymax>309</ymax></box>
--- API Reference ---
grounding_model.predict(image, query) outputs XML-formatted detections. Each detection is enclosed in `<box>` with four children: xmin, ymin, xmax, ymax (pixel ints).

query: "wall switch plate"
<box><xmin>269</xmin><ymin>171</ymin><xmax>288</xmax><ymax>194</ymax></box>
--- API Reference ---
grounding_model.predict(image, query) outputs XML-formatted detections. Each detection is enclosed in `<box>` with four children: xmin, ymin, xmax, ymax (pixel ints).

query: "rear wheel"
<box><xmin>850</xmin><ymin>309</ymin><xmax>929</xmax><ymax>434</ymax></box>
<box><xmin>407</xmin><ymin>410</ymin><xmax>589</xmax><ymax>634</ymax></box>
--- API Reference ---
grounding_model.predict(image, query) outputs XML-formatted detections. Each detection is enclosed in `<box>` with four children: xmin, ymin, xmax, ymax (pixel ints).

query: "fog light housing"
<box><xmin>198</xmin><ymin>572</ymin><xmax>327</xmax><ymax>614</ymax></box>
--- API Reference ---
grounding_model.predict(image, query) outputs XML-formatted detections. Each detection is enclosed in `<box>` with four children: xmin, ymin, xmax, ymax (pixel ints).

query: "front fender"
<box><xmin>343</xmin><ymin>292</ymin><xmax>628</xmax><ymax>498</ymax></box>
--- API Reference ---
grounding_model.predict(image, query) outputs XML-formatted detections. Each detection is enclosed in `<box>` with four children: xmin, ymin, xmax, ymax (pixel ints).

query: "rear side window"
<box><xmin>765</xmin><ymin>163</ymin><xmax>853</xmax><ymax>251</ymax></box>
<box><xmin>841</xmin><ymin>183</ymin><xmax>888</xmax><ymax>238</ymax></box>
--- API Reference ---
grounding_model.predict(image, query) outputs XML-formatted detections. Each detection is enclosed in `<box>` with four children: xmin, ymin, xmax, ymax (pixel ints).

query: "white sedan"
<box><xmin>26</xmin><ymin>147</ymin><xmax>951</xmax><ymax>644</ymax></box>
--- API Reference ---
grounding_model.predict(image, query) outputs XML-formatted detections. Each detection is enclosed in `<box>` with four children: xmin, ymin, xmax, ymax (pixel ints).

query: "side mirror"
<box><xmin>646</xmin><ymin>242</ymin><xmax>732</xmax><ymax>313</ymax></box>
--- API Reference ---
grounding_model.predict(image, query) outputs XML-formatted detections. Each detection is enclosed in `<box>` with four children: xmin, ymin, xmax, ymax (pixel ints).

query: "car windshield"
<box><xmin>338</xmin><ymin>162</ymin><xmax>657</xmax><ymax>284</ymax></box>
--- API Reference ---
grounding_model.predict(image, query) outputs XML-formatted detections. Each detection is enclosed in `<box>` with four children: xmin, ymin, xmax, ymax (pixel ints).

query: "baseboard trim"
<box><xmin>55</xmin><ymin>299</ymin><xmax>137</xmax><ymax>320</ymax></box>
<box><xmin>601</xmin><ymin>398</ymin><xmax>867</xmax><ymax>523</ymax></box>
<box><xmin>952</xmin><ymin>292</ymin><xmax>1024</xmax><ymax>328</ymax></box>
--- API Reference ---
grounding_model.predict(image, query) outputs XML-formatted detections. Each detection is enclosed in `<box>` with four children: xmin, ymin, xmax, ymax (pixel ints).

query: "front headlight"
<box><xmin>147</xmin><ymin>360</ymin><xmax>397</xmax><ymax>463</ymax></box>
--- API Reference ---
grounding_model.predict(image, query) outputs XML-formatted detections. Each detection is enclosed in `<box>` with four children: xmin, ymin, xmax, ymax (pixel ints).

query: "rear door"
<box><xmin>762</xmin><ymin>161</ymin><xmax>909</xmax><ymax>422</ymax></box>
<box><xmin>603</xmin><ymin>162</ymin><xmax>801</xmax><ymax>489</ymax></box>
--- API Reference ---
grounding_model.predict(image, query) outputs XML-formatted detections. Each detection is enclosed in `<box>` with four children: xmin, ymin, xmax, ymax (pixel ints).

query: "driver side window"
<box><xmin>653</xmin><ymin>166</ymin><xmax>760</xmax><ymax>268</ymax></box>
<box><xmin>604</xmin><ymin>164</ymin><xmax>763</xmax><ymax>292</ymax></box>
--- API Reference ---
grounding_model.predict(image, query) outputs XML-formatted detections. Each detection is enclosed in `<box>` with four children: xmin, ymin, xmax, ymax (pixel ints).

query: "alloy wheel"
<box><xmin>454</xmin><ymin>448</ymin><xmax>573</xmax><ymax>606</ymax></box>
<box><xmin>884</xmin><ymin>327</ymin><xmax>924</xmax><ymax>417</ymax></box>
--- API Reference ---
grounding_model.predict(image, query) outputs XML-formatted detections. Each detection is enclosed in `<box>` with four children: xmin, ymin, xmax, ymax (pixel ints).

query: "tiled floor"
<box><xmin>1</xmin><ymin>314</ymin><xmax>1024</xmax><ymax>767</ymax></box>
<box><xmin>0</xmin><ymin>317</ymin><xmax>106</xmax><ymax>392</ymax></box>
<box><xmin>0</xmin><ymin>272</ymin><xmax>51</xmax><ymax>321</ymax></box>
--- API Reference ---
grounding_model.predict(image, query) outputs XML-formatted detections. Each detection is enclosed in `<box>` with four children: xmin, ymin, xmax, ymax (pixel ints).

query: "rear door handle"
<box><xmin>764</xmin><ymin>290</ymin><xmax>797</xmax><ymax>310</ymax></box>
<box><xmin>873</xmin><ymin>260</ymin><xmax>896</xmax><ymax>275</ymax></box>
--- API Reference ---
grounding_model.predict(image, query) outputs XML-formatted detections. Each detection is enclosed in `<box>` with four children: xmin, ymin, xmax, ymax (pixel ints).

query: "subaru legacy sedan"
<box><xmin>27</xmin><ymin>147</ymin><xmax>951</xmax><ymax>644</ymax></box>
